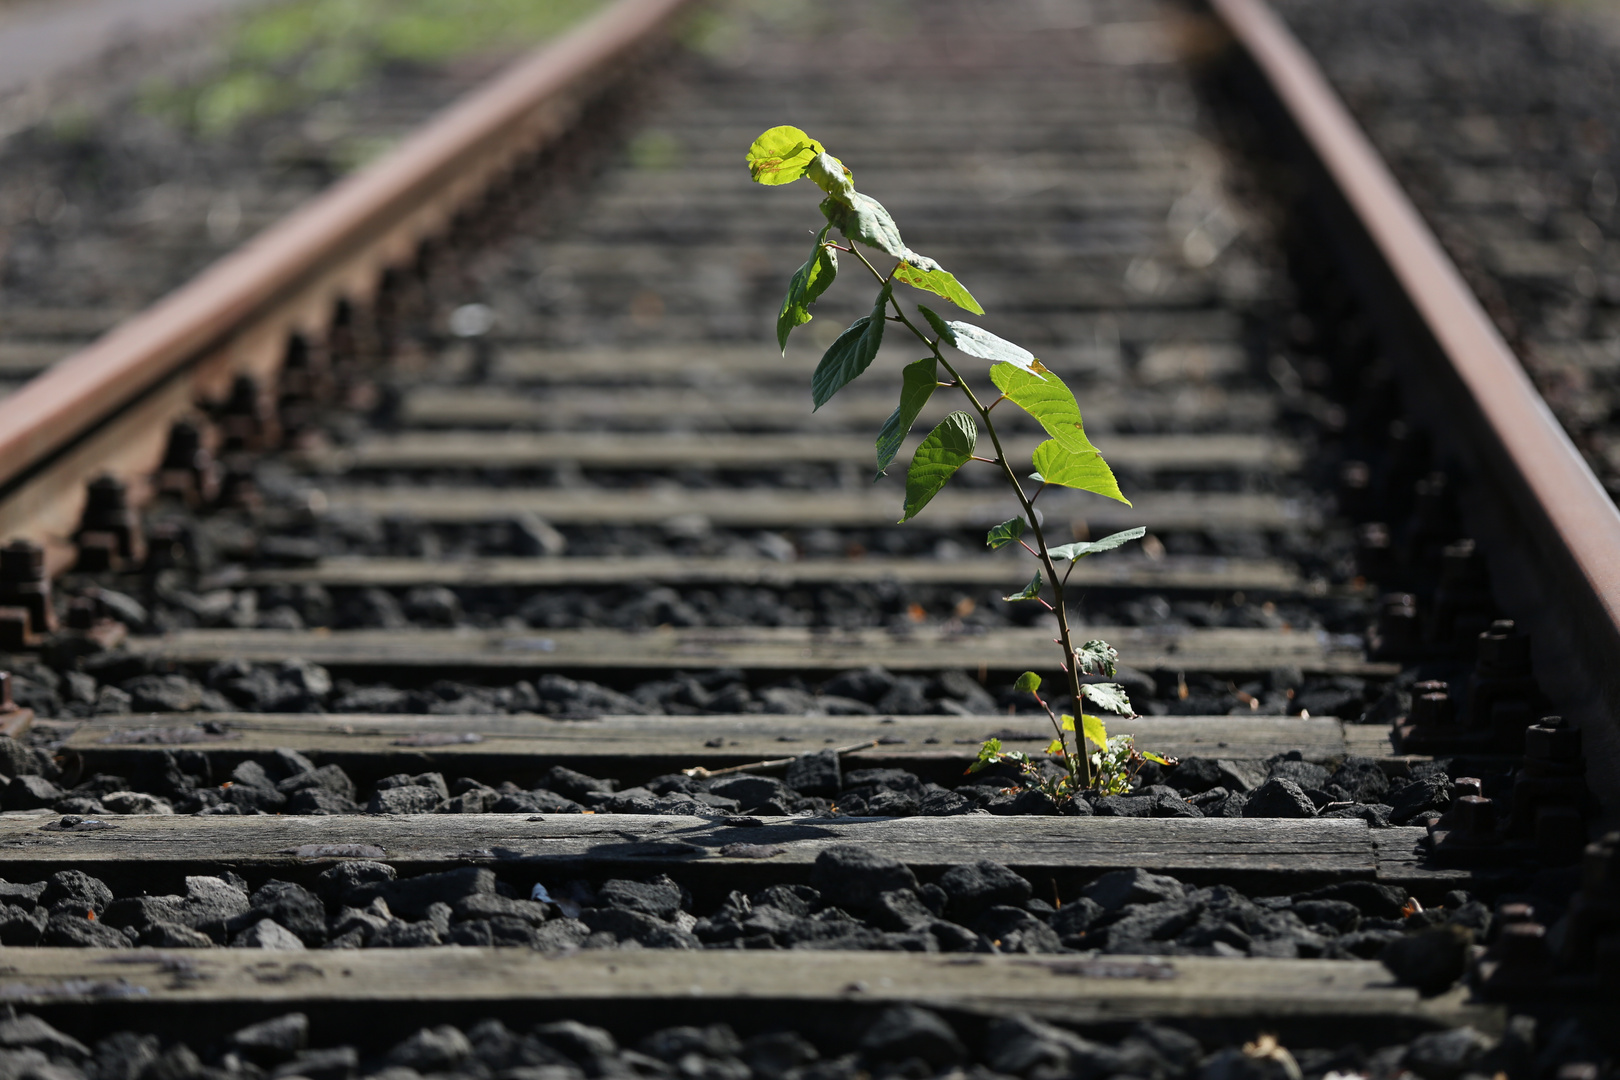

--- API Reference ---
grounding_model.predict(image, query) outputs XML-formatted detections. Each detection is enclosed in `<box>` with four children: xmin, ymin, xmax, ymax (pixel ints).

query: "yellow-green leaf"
<box><xmin>990</xmin><ymin>363</ymin><xmax>1094</xmax><ymax>453</ymax></box>
<box><xmin>893</xmin><ymin>251</ymin><xmax>984</xmax><ymax>314</ymax></box>
<box><xmin>1015</xmin><ymin>672</ymin><xmax>1042</xmax><ymax>693</ymax></box>
<box><xmin>777</xmin><ymin>225</ymin><xmax>838</xmax><ymax>354</ymax></box>
<box><xmin>874</xmin><ymin>358</ymin><xmax>937</xmax><ymax>478</ymax></box>
<box><xmin>1046</xmin><ymin>738</ymin><xmax>1066</xmax><ymax>756</ymax></box>
<box><xmin>901</xmin><ymin>411</ymin><xmax>976</xmax><ymax>522</ymax></box>
<box><xmin>1142</xmin><ymin>750</ymin><xmax>1173</xmax><ymax>766</ymax></box>
<box><xmin>1060</xmin><ymin>714</ymin><xmax>1075</xmax><ymax>731</ymax></box>
<box><xmin>1081</xmin><ymin>714</ymin><xmax>1109</xmax><ymax>752</ymax></box>
<box><xmin>746</xmin><ymin>125</ymin><xmax>823</xmax><ymax>185</ymax></box>
<box><xmin>1030</xmin><ymin>440</ymin><xmax>1129</xmax><ymax>505</ymax></box>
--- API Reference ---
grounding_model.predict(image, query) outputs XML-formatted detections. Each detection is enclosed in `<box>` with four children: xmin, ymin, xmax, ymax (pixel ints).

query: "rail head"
<box><xmin>0</xmin><ymin>0</ymin><xmax>694</xmax><ymax>498</ymax></box>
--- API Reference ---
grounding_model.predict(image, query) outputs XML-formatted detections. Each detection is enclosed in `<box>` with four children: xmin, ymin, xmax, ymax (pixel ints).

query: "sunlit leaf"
<box><xmin>1047</xmin><ymin>527</ymin><xmax>1147</xmax><ymax>561</ymax></box>
<box><xmin>1142</xmin><ymin>751</ymin><xmax>1174</xmax><ymax>766</ymax></box>
<box><xmin>1014</xmin><ymin>671</ymin><xmax>1042</xmax><ymax>693</ymax></box>
<box><xmin>807</xmin><ymin>151</ymin><xmax>854</xmax><ymax>200</ymax></box>
<box><xmin>1081</xmin><ymin>682</ymin><xmax>1133</xmax><ymax>716</ymax></box>
<box><xmin>746</xmin><ymin>125</ymin><xmax>823</xmax><ymax>185</ymax></box>
<box><xmin>777</xmin><ymin>225</ymin><xmax>838</xmax><ymax>354</ymax></box>
<box><xmin>1002</xmin><ymin>570</ymin><xmax>1042</xmax><ymax>602</ymax></box>
<box><xmin>966</xmin><ymin>737</ymin><xmax>1003</xmax><ymax>774</ymax></box>
<box><xmin>821</xmin><ymin>192</ymin><xmax>905</xmax><ymax>257</ymax></box>
<box><xmin>874</xmin><ymin>358</ymin><xmax>937</xmax><ymax>478</ymax></box>
<box><xmin>1060</xmin><ymin>714</ymin><xmax>1075</xmax><ymax>731</ymax></box>
<box><xmin>1046</xmin><ymin>738</ymin><xmax>1066</xmax><ymax>756</ymax></box>
<box><xmin>811</xmin><ymin>285</ymin><xmax>889</xmax><ymax>410</ymax></box>
<box><xmin>1074</xmin><ymin>640</ymin><xmax>1119</xmax><ymax>678</ymax></box>
<box><xmin>1081</xmin><ymin>713</ymin><xmax>1109</xmax><ymax>753</ymax></box>
<box><xmin>990</xmin><ymin>363</ymin><xmax>1094</xmax><ymax>452</ymax></box>
<box><xmin>1030</xmin><ymin>441</ymin><xmax>1129</xmax><ymax>505</ymax></box>
<box><xmin>893</xmin><ymin>250</ymin><xmax>984</xmax><ymax>314</ymax></box>
<box><xmin>985</xmin><ymin>516</ymin><xmax>1026</xmax><ymax>550</ymax></box>
<box><xmin>930</xmin><ymin>318</ymin><xmax>1034</xmax><ymax>369</ymax></box>
<box><xmin>901</xmin><ymin>411</ymin><xmax>977</xmax><ymax>522</ymax></box>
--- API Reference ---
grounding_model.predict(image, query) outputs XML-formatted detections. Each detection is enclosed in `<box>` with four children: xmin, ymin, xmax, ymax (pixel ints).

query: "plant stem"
<box><xmin>844</xmin><ymin>246</ymin><xmax>1092</xmax><ymax>787</ymax></box>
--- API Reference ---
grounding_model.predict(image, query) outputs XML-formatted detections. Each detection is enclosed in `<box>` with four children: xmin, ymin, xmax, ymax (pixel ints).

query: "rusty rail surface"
<box><xmin>1211</xmin><ymin>0</ymin><xmax>1620</xmax><ymax>808</ymax></box>
<box><xmin>0</xmin><ymin>0</ymin><xmax>693</xmax><ymax>558</ymax></box>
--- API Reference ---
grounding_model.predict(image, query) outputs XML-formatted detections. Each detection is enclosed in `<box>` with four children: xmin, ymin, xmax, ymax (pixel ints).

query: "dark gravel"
<box><xmin>0</xmin><ymin>1004</ymin><xmax>1583</xmax><ymax>1080</ymax></box>
<box><xmin>14</xmin><ymin>732</ymin><xmax>1454</xmax><ymax>823</ymax></box>
<box><xmin>0</xmin><ymin>851</ymin><xmax>1495</xmax><ymax>972</ymax></box>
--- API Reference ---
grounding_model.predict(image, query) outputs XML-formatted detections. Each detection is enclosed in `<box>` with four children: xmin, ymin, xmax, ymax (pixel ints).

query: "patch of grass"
<box><xmin>145</xmin><ymin>0</ymin><xmax>605</xmax><ymax>138</ymax></box>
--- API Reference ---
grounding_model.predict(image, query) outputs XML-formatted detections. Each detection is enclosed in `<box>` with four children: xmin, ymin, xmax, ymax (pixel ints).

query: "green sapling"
<box><xmin>747</xmin><ymin>126</ymin><xmax>1168</xmax><ymax>800</ymax></box>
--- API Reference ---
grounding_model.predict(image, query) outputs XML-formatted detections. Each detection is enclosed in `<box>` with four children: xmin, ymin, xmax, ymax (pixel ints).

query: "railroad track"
<box><xmin>0</xmin><ymin>0</ymin><xmax>1612</xmax><ymax>1070</ymax></box>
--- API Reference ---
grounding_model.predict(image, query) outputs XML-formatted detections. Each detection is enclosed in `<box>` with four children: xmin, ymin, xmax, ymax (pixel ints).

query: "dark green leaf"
<box><xmin>1002</xmin><ymin>570</ymin><xmax>1042</xmax><ymax>602</ymax></box>
<box><xmin>1030</xmin><ymin>440</ymin><xmax>1129</xmax><ymax>505</ymax></box>
<box><xmin>1074</xmin><ymin>640</ymin><xmax>1119</xmax><ymax>678</ymax></box>
<box><xmin>990</xmin><ymin>363</ymin><xmax>1094</xmax><ymax>453</ymax></box>
<box><xmin>777</xmin><ymin>225</ymin><xmax>838</xmax><ymax>355</ymax></box>
<box><xmin>985</xmin><ymin>516</ymin><xmax>1026</xmax><ymax>550</ymax></box>
<box><xmin>893</xmin><ymin>250</ymin><xmax>984</xmax><ymax>314</ymax></box>
<box><xmin>1047</xmin><ymin>527</ymin><xmax>1147</xmax><ymax>561</ymax></box>
<box><xmin>811</xmin><ymin>285</ymin><xmax>890</xmax><ymax>410</ymax></box>
<box><xmin>820</xmin><ymin>192</ymin><xmax>905</xmax><ymax>258</ymax></box>
<box><xmin>874</xmin><ymin>357</ymin><xmax>937</xmax><ymax>478</ymax></box>
<box><xmin>918</xmin><ymin>305</ymin><xmax>952</xmax><ymax>343</ymax></box>
<box><xmin>1014</xmin><ymin>671</ymin><xmax>1041</xmax><ymax>693</ymax></box>
<box><xmin>746</xmin><ymin>125</ymin><xmax>823</xmax><ymax>185</ymax></box>
<box><xmin>901</xmin><ymin>411</ymin><xmax>976</xmax><ymax>522</ymax></box>
<box><xmin>1080</xmin><ymin>682</ymin><xmax>1133</xmax><ymax>716</ymax></box>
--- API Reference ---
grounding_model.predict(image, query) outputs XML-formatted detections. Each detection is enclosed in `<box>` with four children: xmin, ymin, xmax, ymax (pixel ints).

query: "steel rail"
<box><xmin>1212</xmin><ymin>0</ymin><xmax>1620</xmax><ymax>809</ymax></box>
<box><xmin>0</xmin><ymin>0</ymin><xmax>692</xmax><ymax>553</ymax></box>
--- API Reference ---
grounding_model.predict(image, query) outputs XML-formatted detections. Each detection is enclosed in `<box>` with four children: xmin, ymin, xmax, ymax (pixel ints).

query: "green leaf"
<box><xmin>807</xmin><ymin>151</ymin><xmax>854</xmax><ymax>199</ymax></box>
<box><xmin>966</xmin><ymin>737</ymin><xmax>1003</xmax><ymax>774</ymax></box>
<box><xmin>1002</xmin><ymin>571</ymin><xmax>1042</xmax><ymax>602</ymax></box>
<box><xmin>931</xmin><ymin>319</ymin><xmax>1034</xmax><ymax>369</ymax></box>
<box><xmin>918</xmin><ymin>305</ymin><xmax>952</xmax><ymax>343</ymax></box>
<box><xmin>1081</xmin><ymin>714</ymin><xmax>1109</xmax><ymax>753</ymax></box>
<box><xmin>1060</xmin><ymin>715</ymin><xmax>1075</xmax><ymax>730</ymax></box>
<box><xmin>990</xmin><ymin>363</ymin><xmax>1094</xmax><ymax>453</ymax></box>
<box><xmin>1080</xmin><ymin>682</ymin><xmax>1133</xmax><ymax>716</ymax></box>
<box><xmin>1014</xmin><ymin>671</ymin><xmax>1042</xmax><ymax>693</ymax></box>
<box><xmin>1074</xmin><ymin>640</ymin><xmax>1119</xmax><ymax>678</ymax></box>
<box><xmin>777</xmin><ymin>225</ymin><xmax>838</xmax><ymax>355</ymax></box>
<box><xmin>746</xmin><ymin>126</ymin><xmax>823</xmax><ymax>185</ymax></box>
<box><xmin>1030</xmin><ymin>441</ymin><xmax>1129</xmax><ymax>505</ymax></box>
<box><xmin>1046</xmin><ymin>738</ymin><xmax>1066</xmax><ymax>756</ymax></box>
<box><xmin>874</xmin><ymin>358</ymin><xmax>937</xmax><ymax>478</ymax></box>
<box><xmin>821</xmin><ymin>192</ymin><xmax>905</xmax><ymax>258</ymax></box>
<box><xmin>892</xmin><ymin>250</ymin><xmax>984</xmax><ymax>314</ymax></box>
<box><xmin>1141</xmin><ymin>750</ymin><xmax>1173</xmax><ymax>766</ymax></box>
<box><xmin>1047</xmin><ymin>527</ymin><xmax>1147</xmax><ymax>561</ymax></box>
<box><xmin>985</xmin><ymin>516</ymin><xmax>1026</xmax><ymax>550</ymax></box>
<box><xmin>811</xmin><ymin>285</ymin><xmax>889</xmax><ymax>410</ymax></box>
<box><xmin>901</xmin><ymin>411</ymin><xmax>976</xmax><ymax>522</ymax></box>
